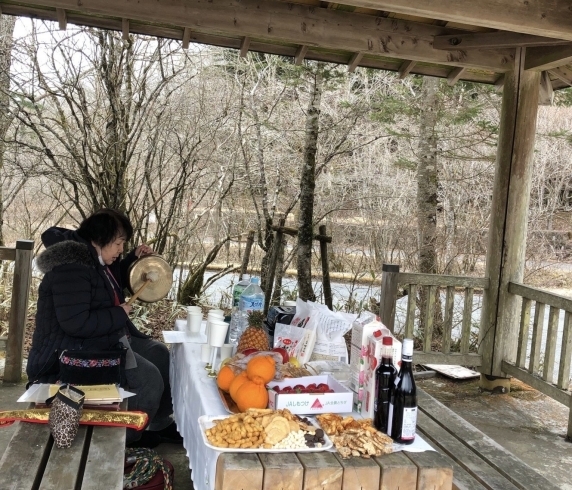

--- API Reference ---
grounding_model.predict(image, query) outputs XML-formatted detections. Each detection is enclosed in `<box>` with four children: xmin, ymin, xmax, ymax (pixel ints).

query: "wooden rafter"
<box><xmin>182</xmin><ymin>27</ymin><xmax>191</xmax><ymax>49</ymax></box>
<box><xmin>240</xmin><ymin>36</ymin><xmax>250</xmax><ymax>57</ymax></box>
<box><xmin>2</xmin><ymin>0</ymin><xmax>515</xmax><ymax>72</ymax></box>
<box><xmin>447</xmin><ymin>67</ymin><xmax>465</xmax><ymax>86</ymax></box>
<box><xmin>56</xmin><ymin>7</ymin><xmax>66</xmax><ymax>30</ymax></box>
<box><xmin>398</xmin><ymin>60</ymin><xmax>416</xmax><ymax>79</ymax></box>
<box><xmin>434</xmin><ymin>31</ymin><xmax>572</xmax><ymax>50</ymax></box>
<box><xmin>347</xmin><ymin>52</ymin><xmax>363</xmax><ymax>73</ymax></box>
<box><xmin>122</xmin><ymin>18</ymin><xmax>129</xmax><ymax>40</ymax></box>
<box><xmin>525</xmin><ymin>45</ymin><xmax>572</xmax><ymax>71</ymax></box>
<box><xmin>294</xmin><ymin>45</ymin><xmax>308</xmax><ymax>65</ymax></box>
<box><xmin>332</xmin><ymin>0</ymin><xmax>572</xmax><ymax>41</ymax></box>
<box><xmin>548</xmin><ymin>67</ymin><xmax>572</xmax><ymax>87</ymax></box>
<box><xmin>539</xmin><ymin>71</ymin><xmax>554</xmax><ymax>105</ymax></box>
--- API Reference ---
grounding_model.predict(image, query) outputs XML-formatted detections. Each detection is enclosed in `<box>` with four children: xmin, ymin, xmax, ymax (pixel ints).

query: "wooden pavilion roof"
<box><xmin>1</xmin><ymin>0</ymin><xmax>572</xmax><ymax>90</ymax></box>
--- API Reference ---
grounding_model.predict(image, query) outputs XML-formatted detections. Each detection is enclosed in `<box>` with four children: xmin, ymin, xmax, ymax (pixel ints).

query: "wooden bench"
<box><xmin>417</xmin><ymin>389</ymin><xmax>560</xmax><ymax>490</ymax></box>
<box><xmin>214</xmin><ymin>447</ymin><xmax>454</xmax><ymax>490</ymax></box>
<box><xmin>0</xmin><ymin>418</ymin><xmax>126</xmax><ymax>489</ymax></box>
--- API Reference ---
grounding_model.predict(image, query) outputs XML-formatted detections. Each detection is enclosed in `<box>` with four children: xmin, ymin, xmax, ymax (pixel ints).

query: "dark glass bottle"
<box><xmin>389</xmin><ymin>338</ymin><xmax>417</xmax><ymax>444</ymax></box>
<box><xmin>374</xmin><ymin>336</ymin><xmax>396</xmax><ymax>434</ymax></box>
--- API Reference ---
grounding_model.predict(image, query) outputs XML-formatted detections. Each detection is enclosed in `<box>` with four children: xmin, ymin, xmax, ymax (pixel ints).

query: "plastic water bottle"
<box><xmin>228</xmin><ymin>275</ymin><xmax>251</xmax><ymax>344</ymax></box>
<box><xmin>238</xmin><ymin>277</ymin><xmax>264</xmax><ymax>314</ymax></box>
<box><xmin>232</xmin><ymin>274</ymin><xmax>251</xmax><ymax>308</ymax></box>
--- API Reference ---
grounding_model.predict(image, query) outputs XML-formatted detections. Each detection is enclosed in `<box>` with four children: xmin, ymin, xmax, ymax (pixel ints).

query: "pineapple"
<box><xmin>237</xmin><ymin>311</ymin><xmax>269</xmax><ymax>352</ymax></box>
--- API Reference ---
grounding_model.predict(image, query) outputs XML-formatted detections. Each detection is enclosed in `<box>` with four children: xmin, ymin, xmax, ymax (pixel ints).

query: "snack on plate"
<box><xmin>316</xmin><ymin>413</ymin><xmax>393</xmax><ymax>459</ymax></box>
<box><xmin>204</xmin><ymin>408</ymin><xmax>326</xmax><ymax>450</ymax></box>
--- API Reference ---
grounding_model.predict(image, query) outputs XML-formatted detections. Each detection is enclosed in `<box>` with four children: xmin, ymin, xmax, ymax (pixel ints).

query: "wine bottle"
<box><xmin>389</xmin><ymin>338</ymin><xmax>417</xmax><ymax>444</ymax></box>
<box><xmin>374</xmin><ymin>336</ymin><xmax>397</xmax><ymax>433</ymax></box>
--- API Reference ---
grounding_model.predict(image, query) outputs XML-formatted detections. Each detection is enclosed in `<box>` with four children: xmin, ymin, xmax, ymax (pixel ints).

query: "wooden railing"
<box><xmin>1</xmin><ymin>240</ymin><xmax>34</xmax><ymax>383</ymax></box>
<box><xmin>379</xmin><ymin>264</ymin><xmax>488</xmax><ymax>367</ymax></box>
<box><xmin>503</xmin><ymin>281</ymin><xmax>572</xmax><ymax>438</ymax></box>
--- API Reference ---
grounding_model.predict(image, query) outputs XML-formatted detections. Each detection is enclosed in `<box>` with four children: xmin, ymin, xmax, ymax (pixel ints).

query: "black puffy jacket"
<box><xmin>27</xmin><ymin>227</ymin><xmax>146</xmax><ymax>383</ymax></box>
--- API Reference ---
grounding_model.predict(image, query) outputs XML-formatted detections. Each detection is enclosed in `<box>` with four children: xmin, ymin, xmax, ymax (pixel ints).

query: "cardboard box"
<box><xmin>349</xmin><ymin>319</ymin><xmax>389</xmax><ymax>412</ymax></box>
<box><xmin>362</xmin><ymin>331</ymin><xmax>402</xmax><ymax>419</ymax></box>
<box><xmin>267</xmin><ymin>375</ymin><xmax>353</xmax><ymax>414</ymax></box>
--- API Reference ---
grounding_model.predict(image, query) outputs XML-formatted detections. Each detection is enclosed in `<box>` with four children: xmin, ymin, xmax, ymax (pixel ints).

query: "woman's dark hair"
<box><xmin>76</xmin><ymin>208</ymin><xmax>133</xmax><ymax>247</ymax></box>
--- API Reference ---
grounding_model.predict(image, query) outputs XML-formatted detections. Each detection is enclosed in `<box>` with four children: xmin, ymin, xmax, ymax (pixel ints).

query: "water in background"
<box><xmin>174</xmin><ymin>269</ymin><xmax>568</xmax><ymax>381</ymax></box>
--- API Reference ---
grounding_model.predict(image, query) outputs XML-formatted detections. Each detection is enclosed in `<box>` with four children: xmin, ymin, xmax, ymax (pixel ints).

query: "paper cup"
<box><xmin>220</xmin><ymin>343</ymin><xmax>235</xmax><ymax>360</ymax></box>
<box><xmin>209</xmin><ymin>320</ymin><xmax>229</xmax><ymax>348</ymax></box>
<box><xmin>210</xmin><ymin>309</ymin><xmax>224</xmax><ymax>317</ymax></box>
<box><xmin>207</xmin><ymin>312</ymin><xmax>224</xmax><ymax>322</ymax></box>
<box><xmin>200</xmin><ymin>344</ymin><xmax>213</xmax><ymax>362</ymax></box>
<box><xmin>187</xmin><ymin>312</ymin><xmax>202</xmax><ymax>334</ymax></box>
<box><xmin>187</xmin><ymin>306</ymin><xmax>202</xmax><ymax>315</ymax></box>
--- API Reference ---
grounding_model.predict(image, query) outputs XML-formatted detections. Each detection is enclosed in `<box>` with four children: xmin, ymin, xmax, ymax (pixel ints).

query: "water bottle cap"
<box><xmin>250</xmin><ymin>277</ymin><xmax>259</xmax><ymax>284</ymax></box>
<box><xmin>242</xmin><ymin>274</ymin><xmax>250</xmax><ymax>281</ymax></box>
<box><xmin>382</xmin><ymin>336</ymin><xmax>393</xmax><ymax>346</ymax></box>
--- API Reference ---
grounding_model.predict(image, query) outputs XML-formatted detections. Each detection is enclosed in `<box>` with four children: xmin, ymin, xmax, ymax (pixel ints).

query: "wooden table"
<box><xmin>170</xmin><ymin>332</ymin><xmax>453</xmax><ymax>490</ymax></box>
<box><xmin>214</xmin><ymin>448</ymin><xmax>453</xmax><ymax>490</ymax></box>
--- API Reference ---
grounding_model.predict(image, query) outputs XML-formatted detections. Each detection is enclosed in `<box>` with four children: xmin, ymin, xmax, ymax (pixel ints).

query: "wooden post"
<box><xmin>4</xmin><ymin>240</ymin><xmax>34</xmax><ymax>383</ymax></box>
<box><xmin>379</xmin><ymin>264</ymin><xmax>400</xmax><ymax>333</ymax></box>
<box><xmin>240</xmin><ymin>230</ymin><xmax>255</xmax><ymax>280</ymax></box>
<box><xmin>319</xmin><ymin>225</ymin><xmax>333</xmax><ymax>310</ymax></box>
<box><xmin>264</xmin><ymin>217</ymin><xmax>285</xmax><ymax>316</ymax></box>
<box><xmin>479</xmin><ymin>47</ymin><xmax>540</xmax><ymax>382</ymax></box>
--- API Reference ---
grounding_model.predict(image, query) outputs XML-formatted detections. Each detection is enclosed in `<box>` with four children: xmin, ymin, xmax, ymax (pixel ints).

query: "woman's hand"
<box><xmin>120</xmin><ymin>303</ymin><xmax>132</xmax><ymax>315</ymax></box>
<box><xmin>135</xmin><ymin>244</ymin><xmax>154</xmax><ymax>258</ymax></box>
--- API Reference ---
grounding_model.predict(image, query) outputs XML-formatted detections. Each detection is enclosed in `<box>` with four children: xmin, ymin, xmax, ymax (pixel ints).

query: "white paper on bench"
<box><xmin>17</xmin><ymin>384</ymin><xmax>135</xmax><ymax>404</ymax></box>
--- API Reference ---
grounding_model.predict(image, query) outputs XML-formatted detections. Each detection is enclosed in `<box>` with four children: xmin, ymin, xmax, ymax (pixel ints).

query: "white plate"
<box><xmin>198</xmin><ymin>414</ymin><xmax>333</xmax><ymax>453</ymax></box>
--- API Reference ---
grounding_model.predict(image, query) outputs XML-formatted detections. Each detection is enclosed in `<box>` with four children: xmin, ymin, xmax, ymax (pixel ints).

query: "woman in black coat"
<box><xmin>27</xmin><ymin>209</ymin><xmax>181</xmax><ymax>447</ymax></box>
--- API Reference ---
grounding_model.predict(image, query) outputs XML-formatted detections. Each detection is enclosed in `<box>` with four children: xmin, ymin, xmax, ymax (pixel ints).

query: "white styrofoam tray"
<box><xmin>198</xmin><ymin>414</ymin><xmax>333</xmax><ymax>453</ymax></box>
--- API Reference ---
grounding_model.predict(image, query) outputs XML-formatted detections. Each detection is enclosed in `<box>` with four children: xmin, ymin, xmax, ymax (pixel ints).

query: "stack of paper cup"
<box><xmin>206</xmin><ymin>310</ymin><xmax>225</xmax><ymax>344</ymax></box>
<box><xmin>209</xmin><ymin>319</ymin><xmax>229</xmax><ymax>348</ymax></box>
<box><xmin>187</xmin><ymin>306</ymin><xmax>203</xmax><ymax>335</ymax></box>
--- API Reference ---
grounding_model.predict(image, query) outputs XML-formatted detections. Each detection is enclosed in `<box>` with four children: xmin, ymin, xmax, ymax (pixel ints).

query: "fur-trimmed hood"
<box><xmin>36</xmin><ymin>240</ymin><xmax>95</xmax><ymax>274</ymax></box>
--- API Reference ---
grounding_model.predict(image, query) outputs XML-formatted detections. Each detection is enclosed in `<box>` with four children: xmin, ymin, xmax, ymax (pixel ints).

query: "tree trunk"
<box><xmin>416</xmin><ymin>77</ymin><xmax>441</xmax><ymax>341</ymax></box>
<box><xmin>297</xmin><ymin>63</ymin><xmax>323</xmax><ymax>302</ymax></box>
<box><xmin>0</xmin><ymin>16</ymin><xmax>16</xmax><ymax>246</ymax></box>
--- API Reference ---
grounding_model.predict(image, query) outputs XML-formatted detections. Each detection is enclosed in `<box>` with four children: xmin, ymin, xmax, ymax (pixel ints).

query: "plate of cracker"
<box><xmin>199</xmin><ymin>408</ymin><xmax>333</xmax><ymax>453</ymax></box>
<box><xmin>315</xmin><ymin>413</ymin><xmax>394</xmax><ymax>459</ymax></box>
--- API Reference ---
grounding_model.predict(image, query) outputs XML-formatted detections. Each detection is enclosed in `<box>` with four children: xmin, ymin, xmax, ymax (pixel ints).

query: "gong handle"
<box><xmin>126</xmin><ymin>279</ymin><xmax>152</xmax><ymax>306</ymax></box>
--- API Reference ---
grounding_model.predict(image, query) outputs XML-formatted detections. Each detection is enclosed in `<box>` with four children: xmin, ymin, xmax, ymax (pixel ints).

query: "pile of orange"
<box><xmin>216</xmin><ymin>354</ymin><xmax>276</xmax><ymax>412</ymax></box>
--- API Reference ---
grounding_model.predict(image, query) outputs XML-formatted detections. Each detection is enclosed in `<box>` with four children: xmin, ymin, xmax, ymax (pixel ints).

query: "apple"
<box><xmin>271</xmin><ymin>347</ymin><xmax>289</xmax><ymax>363</ymax></box>
<box><xmin>241</xmin><ymin>348</ymin><xmax>259</xmax><ymax>356</ymax></box>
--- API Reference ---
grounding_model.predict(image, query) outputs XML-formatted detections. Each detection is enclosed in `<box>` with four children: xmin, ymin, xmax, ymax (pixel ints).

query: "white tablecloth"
<box><xmin>169</xmin><ymin>320</ymin><xmax>433</xmax><ymax>490</ymax></box>
<box><xmin>170</xmin><ymin>321</ymin><xmax>223</xmax><ymax>490</ymax></box>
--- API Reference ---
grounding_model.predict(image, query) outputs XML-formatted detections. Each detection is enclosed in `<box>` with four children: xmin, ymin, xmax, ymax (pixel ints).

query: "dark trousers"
<box><xmin>125</xmin><ymin>336</ymin><xmax>173</xmax><ymax>443</ymax></box>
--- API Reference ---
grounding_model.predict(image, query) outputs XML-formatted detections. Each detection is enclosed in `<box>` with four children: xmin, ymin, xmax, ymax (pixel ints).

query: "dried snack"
<box><xmin>316</xmin><ymin>413</ymin><xmax>393</xmax><ymax>459</ymax></box>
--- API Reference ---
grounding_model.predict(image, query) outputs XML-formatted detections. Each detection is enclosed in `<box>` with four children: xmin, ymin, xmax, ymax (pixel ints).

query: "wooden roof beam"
<box><xmin>347</xmin><ymin>52</ymin><xmax>363</xmax><ymax>73</ymax></box>
<box><xmin>240</xmin><ymin>36</ymin><xmax>250</xmax><ymax>57</ymax></box>
<box><xmin>8</xmin><ymin>0</ymin><xmax>515</xmax><ymax>72</ymax></box>
<box><xmin>447</xmin><ymin>67</ymin><xmax>465</xmax><ymax>86</ymax></box>
<box><xmin>122</xmin><ymin>18</ymin><xmax>129</xmax><ymax>41</ymax></box>
<box><xmin>525</xmin><ymin>45</ymin><xmax>572</xmax><ymax>71</ymax></box>
<box><xmin>294</xmin><ymin>45</ymin><xmax>308</xmax><ymax>65</ymax></box>
<box><xmin>434</xmin><ymin>31</ymin><xmax>572</xmax><ymax>50</ymax></box>
<box><xmin>56</xmin><ymin>8</ymin><xmax>66</xmax><ymax>30</ymax></box>
<box><xmin>494</xmin><ymin>74</ymin><xmax>505</xmax><ymax>92</ymax></box>
<box><xmin>539</xmin><ymin>71</ymin><xmax>554</xmax><ymax>105</ymax></box>
<box><xmin>336</xmin><ymin>0</ymin><xmax>572</xmax><ymax>41</ymax></box>
<box><xmin>398</xmin><ymin>60</ymin><xmax>416</xmax><ymax>79</ymax></box>
<box><xmin>182</xmin><ymin>27</ymin><xmax>192</xmax><ymax>49</ymax></box>
<box><xmin>548</xmin><ymin>67</ymin><xmax>572</xmax><ymax>87</ymax></box>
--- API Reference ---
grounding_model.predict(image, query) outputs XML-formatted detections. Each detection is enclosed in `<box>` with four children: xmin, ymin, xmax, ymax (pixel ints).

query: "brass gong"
<box><xmin>127</xmin><ymin>255</ymin><xmax>173</xmax><ymax>303</ymax></box>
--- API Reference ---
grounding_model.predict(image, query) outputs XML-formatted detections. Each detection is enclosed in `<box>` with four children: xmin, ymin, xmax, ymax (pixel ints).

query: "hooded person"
<box><xmin>27</xmin><ymin>208</ymin><xmax>181</xmax><ymax>447</ymax></box>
